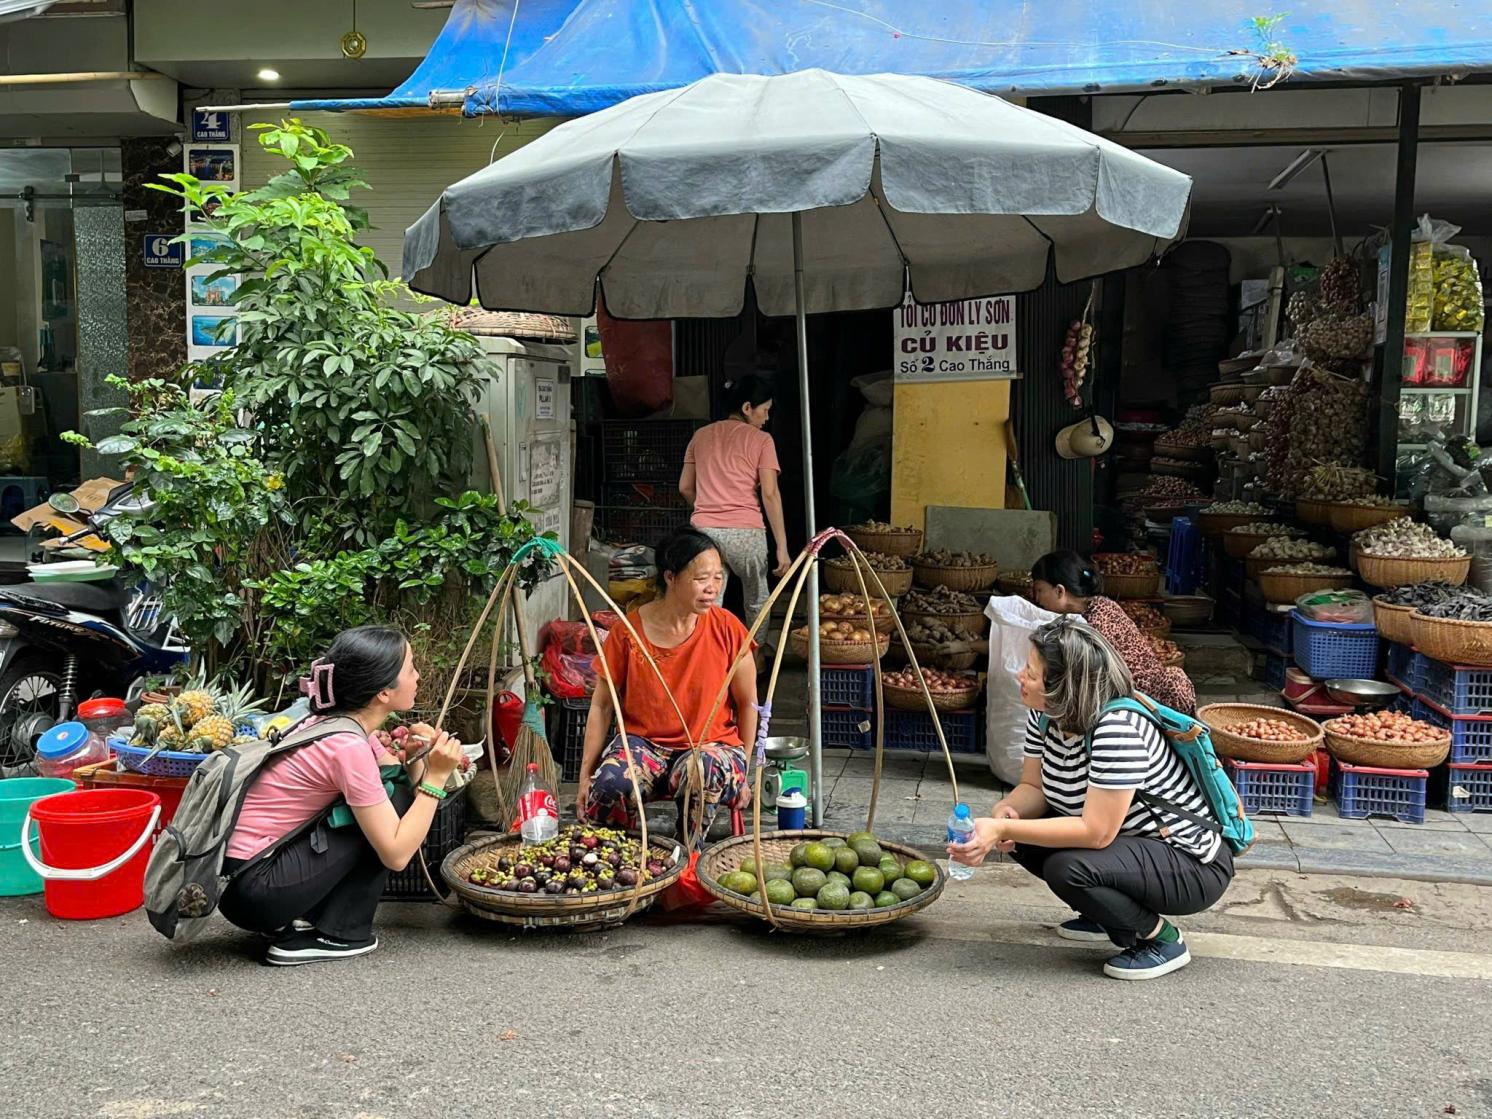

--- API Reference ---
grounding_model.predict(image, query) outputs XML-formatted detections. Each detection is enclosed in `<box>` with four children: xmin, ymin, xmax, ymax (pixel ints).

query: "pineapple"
<box><xmin>216</xmin><ymin>680</ymin><xmax>268</xmax><ymax>736</ymax></box>
<box><xmin>170</xmin><ymin>665</ymin><xmax>218</xmax><ymax>730</ymax></box>
<box><xmin>133</xmin><ymin>703</ymin><xmax>171</xmax><ymax>744</ymax></box>
<box><xmin>156</xmin><ymin>720</ymin><xmax>188</xmax><ymax>753</ymax></box>
<box><xmin>188</xmin><ymin>715</ymin><xmax>236</xmax><ymax>752</ymax></box>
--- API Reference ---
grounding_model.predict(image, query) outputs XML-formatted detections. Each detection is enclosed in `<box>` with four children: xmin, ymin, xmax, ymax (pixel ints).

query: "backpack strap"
<box><xmin>1088</xmin><ymin>697</ymin><xmax>1222</xmax><ymax>839</ymax></box>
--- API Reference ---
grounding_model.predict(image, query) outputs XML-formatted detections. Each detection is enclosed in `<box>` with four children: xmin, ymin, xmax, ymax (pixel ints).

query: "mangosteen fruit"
<box><xmin>517</xmin><ymin>879</ymin><xmax>538</xmax><ymax>893</ymax></box>
<box><xmin>553</xmin><ymin>856</ymin><xmax>571</xmax><ymax>874</ymax></box>
<box><xmin>616</xmin><ymin>868</ymin><xmax>639</xmax><ymax>886</ymax></box>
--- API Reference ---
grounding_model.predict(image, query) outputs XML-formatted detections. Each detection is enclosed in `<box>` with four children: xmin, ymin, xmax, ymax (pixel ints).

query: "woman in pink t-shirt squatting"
<box><xmin>679</xmin><ymin>375</ymin><xmax>791</xmax><ymax>635</ymax></box>
<box><xmin>217</xmin><ymin>625</ymin><xmax>466</xmax><ymax>966</ymax></box>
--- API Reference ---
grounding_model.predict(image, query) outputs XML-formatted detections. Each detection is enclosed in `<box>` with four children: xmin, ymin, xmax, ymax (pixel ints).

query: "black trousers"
<box><xmin>219</xmin><ymin>787</ymin><xmax>412</xmax><ymax>942</ymax></box>
<box><xmin>1010</xmin><ymin>835</ymin><xmax>1235</xmax><ymax>947</ymax></box>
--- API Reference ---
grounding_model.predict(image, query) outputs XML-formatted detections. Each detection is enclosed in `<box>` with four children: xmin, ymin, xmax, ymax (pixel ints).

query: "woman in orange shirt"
<box><xmin>579</xmin><ymin>528</ymin><xmax>758</xmax><ymax>834</ymax></box>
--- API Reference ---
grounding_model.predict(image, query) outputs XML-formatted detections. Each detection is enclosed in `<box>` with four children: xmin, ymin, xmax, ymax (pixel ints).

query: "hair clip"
<box><xmin>298</xmin><ymin>659</ymin><xmax>336</xmax><ymax>708</ymax></box>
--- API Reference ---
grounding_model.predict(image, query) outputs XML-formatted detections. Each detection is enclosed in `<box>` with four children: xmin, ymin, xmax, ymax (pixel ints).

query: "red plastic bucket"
<box><xmin>22</xmin><ymin>789</ymin><xmax>161</xmax><ymax>919</ymax></box>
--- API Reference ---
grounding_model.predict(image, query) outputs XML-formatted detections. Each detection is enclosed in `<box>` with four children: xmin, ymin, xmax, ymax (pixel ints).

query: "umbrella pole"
<box><xmin>792</xmin><ymin>211</ymin><xmax>824</xmax><ymax>827</ymax></box>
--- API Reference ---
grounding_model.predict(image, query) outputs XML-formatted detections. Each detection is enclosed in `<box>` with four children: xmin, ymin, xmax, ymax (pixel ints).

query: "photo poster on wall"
<box><xmin>183</xmin><ymin>144</ymin><xmax>241</xmax><ymax>367</ymax></box>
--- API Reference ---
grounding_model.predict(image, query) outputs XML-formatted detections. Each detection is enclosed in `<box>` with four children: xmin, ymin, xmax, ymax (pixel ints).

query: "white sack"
<box><xmin>984</xmin><ymin>595</ymin><xmax>1058</xmax><ymax>784</ymax></box>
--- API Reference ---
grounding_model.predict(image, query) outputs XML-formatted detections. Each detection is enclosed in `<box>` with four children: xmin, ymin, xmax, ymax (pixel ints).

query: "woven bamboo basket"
<box><xmin>1198</xmin><ymin>703</ymin><xmax>1321</xmax><ymax>764</ymax></box>
<box><xmin>1098</xmin><ymin>568</ymin><xmax>1161</xmax><ymax>599</ymax></box>
<box><xmin>1372</xmin><ymin>597</ymin><xmax>1418</xmax><ymax>648</ymax></box>
<box><xmin>882</xmin><ymin>677</ymin><xmax>982</xmax><ymax>711</ymax></box>
<box><xmin>1356</xmin><ymin>552</ymin><xmax>1471</xmax><ymax>590</ymax></box>
<box><xmin>1327</xmin><ymin>502</ymin><xmax>1410</xmax><ymax>535</ymax></box>
<box><xmin>1198</xmin><ymin>510</ymin><xmax>1274</xmax><ymax>537</ymax></box>
<box><xmin>1257</xmin><ymin>568</ymin><xmax>1354</xmax><ymax>604</ymax></box>
<box><xmin>1122</xmin><ymin>612</ymin><xmax>1171</xmax><ymax>639</ymax></box>
<box><xmin>824</xmin><ymin>563</ymin><xmax>913</xmax><ymax>596</ymax></box>
<box><xmin>843</xmin><ymin>525</ymin><xmax>923</xmax><ymax>558</ymax></box>
<box><xmin>1152</xmin><ymin>459</ymin><xmax>1213</xmax><ymax>483</ymax></box>
<box><xmin>1159</xmin><ymin>650</ymin><xmax>1186</xmax><ymax>669</ymax></box>
<box><xmin>440</xmin><ymin>833</ymin><xmax>685</xmax><ymax>930</ymax></box>
<box><xmin>910</xmin><ymin>558</ymin><xmax>999</xmax><ymax>593</ymax></box>
<box><xmin>1295</xmin><ymin>498</ymin><xmax>1333</xmax><ymax>525</ymax></box>
<box><xmin>1253</xmin><ymin>397</ymin><xmax>1276</xmax><ymax>420</ymax></box>
<box><xmin>997</xmin><ymin>573</ymin><xmax>1034</xmax><ymax>600</ymax></box>
<box><xmin>696</xmin><ymin>831</ymin><xmax>946</xmax><ymax>931</ymax></box>
<box><xmin>1225</xmin><ymin>527</ymin><xmax>1297</xmax><ymax>560</ymax></box>
<box><xmin>1245</xmin><ymin>550</ymin><xmax>1332</xmax><ymax>581</ymax></box>
<box><xmin>892</xmin><ymin>628</ymin><xmax>982</xmax><ymax>671</ymax></box>
<box><xmin>1241</xmin><ymin>383</ymin><xmax>1266</xmax><ymax>405</ymax></box>
<box><xmin>1144</xmin><ymin>502</ymin><xmax>1192</xmax><ymax>523</ymax></box>
<box><xmin>1210</xmin><ymin>383</ymin><xmax>1246</xmax><ymax>406</ymax></box>
<box><xmin>791</xmin><ymin>627</ymin><xmax>891</xmax><ymax>664</ymax></box>
<box><xmin>1408</xmin><ymin>611</ymin><xmax>1492</xmax><ymax>667</ymax></box>
<box><xmin>1159</xmin><ymin>594</ymin><xmax>1214</xmax><ymax>629</ymax></box>
<box><xmin>900</xmin><ymin>608</ymin><xmax>988</xmax><ymax>636</ymax></box>
<box><xmin>1153</xmin><ymin>440</ymin><xmax>1210</xmax><ymax>462</ymax></box>
<box><xmin>1323</xmin><ymin>721</ymin><xmax>1451</xmax><ymax>769</ymax></box>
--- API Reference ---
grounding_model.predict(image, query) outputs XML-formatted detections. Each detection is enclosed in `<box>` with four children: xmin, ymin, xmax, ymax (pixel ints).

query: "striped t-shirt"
<box><xmin>1023</xmin><ymin>707</ymin><xmax>1222</xmax><ymax>863</ymax></box>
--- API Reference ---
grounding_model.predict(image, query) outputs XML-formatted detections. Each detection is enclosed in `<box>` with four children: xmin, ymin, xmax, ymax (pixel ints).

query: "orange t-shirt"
<box><xmin>601</xmin><ymin>606</ymin><xmax>751</xmax><ymax>749</ymax></box>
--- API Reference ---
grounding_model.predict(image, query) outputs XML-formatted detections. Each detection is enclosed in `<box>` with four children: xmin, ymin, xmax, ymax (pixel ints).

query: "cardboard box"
<box><xmin>11</xmin><ymin>476</ymin><xmax>126</xmax><ymax>550</ymax></box>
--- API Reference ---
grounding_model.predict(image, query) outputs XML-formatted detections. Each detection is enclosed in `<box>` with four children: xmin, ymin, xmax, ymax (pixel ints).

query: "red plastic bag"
<box><xmin>540</xmin><ymin>644</ymin><xmax>594</xmax><ymax>700</ymax></box>
<box><xmin>598</xmin><ymin>298</ymin><xmax>674</xmax><ymax>417</ymax></box>
<box><xmin>659</xmin><ymin>850</ymin><xmax>717</xmax><ymax>912</ymax></box>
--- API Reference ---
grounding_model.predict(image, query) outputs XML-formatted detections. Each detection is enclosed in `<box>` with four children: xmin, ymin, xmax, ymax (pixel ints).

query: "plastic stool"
<box><xmin>730</xmin><ymin>806</ymin><xmax>744</xmax><ymax>836</ymax></box>
<box><xmin>1166</xmin><ymin>515</ymin><xmax>1203</xmax><ymax>595</ymax></box>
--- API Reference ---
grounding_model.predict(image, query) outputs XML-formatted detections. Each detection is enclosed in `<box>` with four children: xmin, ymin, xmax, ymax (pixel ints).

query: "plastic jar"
<box><xmin>78</xmin><ymin>698</ymin><xmax>131</xmax><ymax>742</ymax></box>
<box><xmin>34</xmin><ymin>721</ymin><xmax>110</xmax><ymax>780</ymax></box>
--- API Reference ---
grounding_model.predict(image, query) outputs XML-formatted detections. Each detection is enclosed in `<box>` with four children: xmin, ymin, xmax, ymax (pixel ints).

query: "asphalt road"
<box><xmin>5</xmin><ymin>866</ymin><xmax>1491</xmax><ymax>1119</ymax></box>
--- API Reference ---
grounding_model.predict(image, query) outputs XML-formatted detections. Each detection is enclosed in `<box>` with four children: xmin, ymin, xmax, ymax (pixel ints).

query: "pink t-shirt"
<box><xmin>684</xmin><ymin>420</ymin><xmax>781</xmax><ymax>530</ymax></box>
<box><xmin>226</xmin><ymin>723</ymin><xmax>388</xmax><ymax>860</ymax></box>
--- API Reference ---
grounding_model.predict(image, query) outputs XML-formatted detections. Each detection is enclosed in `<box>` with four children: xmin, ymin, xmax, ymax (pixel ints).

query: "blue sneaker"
<box><xmin>1103</xmin><ymin>937</ymin><xmax>1192</xmax><ymax>981</ymax></box>
<box><xmin>1056</xmin><ymin>916</ymin><xmax>1112</xmax><ymax>943</ymax></box>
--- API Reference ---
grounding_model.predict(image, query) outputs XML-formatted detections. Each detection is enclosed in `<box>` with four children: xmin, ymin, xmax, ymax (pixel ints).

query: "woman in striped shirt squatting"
<box><xmin>948</xmin><ymin>618</ymin><xmax>1235</xmax><ymax>980</ymax></box>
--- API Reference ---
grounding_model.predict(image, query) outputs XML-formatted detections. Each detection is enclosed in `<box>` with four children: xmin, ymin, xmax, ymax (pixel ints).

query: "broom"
<box><xmin>481</xmin><ymin>418</ymin><xmax>561</xmax><ymax>822</ymax></box>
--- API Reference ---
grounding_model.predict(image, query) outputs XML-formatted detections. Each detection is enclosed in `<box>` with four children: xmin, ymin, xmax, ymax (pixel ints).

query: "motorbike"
<box><xmin>0</xmin><ymin>484</ymin><xmax>187</xmax><ymax>770</ymax></box>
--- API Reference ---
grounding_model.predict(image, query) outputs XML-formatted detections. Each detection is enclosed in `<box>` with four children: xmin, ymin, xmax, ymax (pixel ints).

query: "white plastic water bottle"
<box><xmin>517</xmin><ymin>762</ymin><xmax>559</xmax><ymax>844</ymax></box>
<box><xmin>946</xmin><ymin>802</ymin><xmax>976</xmax><ymax>881</ymax></box>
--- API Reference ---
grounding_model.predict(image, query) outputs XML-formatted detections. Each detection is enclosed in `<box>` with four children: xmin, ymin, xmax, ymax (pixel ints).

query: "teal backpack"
<box><xmin>1039</xmin><ymin>695</ymin><xmax>1254</xmax><ymax>855</ymax></box>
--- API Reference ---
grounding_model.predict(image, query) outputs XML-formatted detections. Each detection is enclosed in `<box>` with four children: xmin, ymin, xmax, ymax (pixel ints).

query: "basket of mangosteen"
<box><xmin>697</xmin><ymin>829</ymin><xmax>945</xmax><ymax>932</ymax></box>
<box><xmin>441</xmin><ymin>823</ymin><xmax>685</xmax><ymax>930</ymax></box>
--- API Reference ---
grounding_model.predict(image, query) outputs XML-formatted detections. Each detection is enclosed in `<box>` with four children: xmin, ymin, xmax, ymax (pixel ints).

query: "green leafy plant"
<box><xmin>150</xmin><ymin>120</ymin><xmax>491</xmax><ymax>548</ymax></box>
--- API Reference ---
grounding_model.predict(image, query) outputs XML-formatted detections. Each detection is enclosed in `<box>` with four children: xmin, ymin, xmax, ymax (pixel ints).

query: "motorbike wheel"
<box><xmin>0</xmin><ymin>656</ymin><xmax>64</xmax><ymax>769</ymax></box>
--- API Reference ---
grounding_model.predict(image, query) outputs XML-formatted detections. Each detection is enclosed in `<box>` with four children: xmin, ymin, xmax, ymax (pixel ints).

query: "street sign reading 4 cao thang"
<box><xmin>893</xmin><ymin>293</ymin><xmax>1019</xmax><ymax>384</ymax></box>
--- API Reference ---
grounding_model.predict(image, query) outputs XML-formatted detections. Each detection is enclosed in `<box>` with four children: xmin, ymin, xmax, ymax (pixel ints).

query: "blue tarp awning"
<box><xmin>292</xmin><ymin>0</ymin><xmax>1492</xmax><ymax>117</ymax></box>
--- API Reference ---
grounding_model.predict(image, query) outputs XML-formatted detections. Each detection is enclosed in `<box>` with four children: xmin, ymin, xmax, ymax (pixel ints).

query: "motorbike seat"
<box><xmin>0</xmin><ymin>580</ymin><xmax>131</xmax><ymax>624</ymax></box>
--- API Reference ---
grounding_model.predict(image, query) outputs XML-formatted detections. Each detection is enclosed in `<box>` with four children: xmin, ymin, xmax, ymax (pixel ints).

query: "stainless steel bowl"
<box><xmin>763</xmin><ymin>736</ymin><xmax>808</xmax><ymax>762</ymax></box>
<box><xmin>1323</xmin><ymin>679</ymin><xmax>1401</xmax><ymax>708</ymax></box>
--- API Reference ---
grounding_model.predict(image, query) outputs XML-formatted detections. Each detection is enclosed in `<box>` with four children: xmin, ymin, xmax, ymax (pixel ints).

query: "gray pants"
<box><xmin>696</xmin><ymin>525</ymin><xmax>771</xmax><ymax>627</ymax></box>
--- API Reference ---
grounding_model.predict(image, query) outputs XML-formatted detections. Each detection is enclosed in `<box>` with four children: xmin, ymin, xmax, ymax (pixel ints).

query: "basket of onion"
<box><xmin>1323</xmin><ymin>711</ymin><xmax>1451</xmax><ymax>769</ymax></box>
<box><xmin>1198</xmin><ymin>704</ymin><xmax>1322</xmax><ymax>764</ymax></box>
<box><xmin>881</xmin><ymin>666</ymin><xmax>983</xmax><ymax>712</ymax></box>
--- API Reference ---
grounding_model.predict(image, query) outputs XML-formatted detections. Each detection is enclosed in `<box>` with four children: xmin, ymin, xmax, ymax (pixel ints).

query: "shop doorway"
<box><xmin>0</xmin><ymin>146</ymin><xmax>124</xmax><ymax>556</ymax></box>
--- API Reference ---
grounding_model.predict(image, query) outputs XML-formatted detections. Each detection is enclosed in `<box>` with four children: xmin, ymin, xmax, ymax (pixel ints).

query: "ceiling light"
<box><xmin>257</xmin><ymin>68</ymin><xmax>281</xmax><ymax>82</ymax></box>
<box><xmin>1268</xmin><ymin>149</ymin><xmax>1326</xmax><ymax>191</ymax></box>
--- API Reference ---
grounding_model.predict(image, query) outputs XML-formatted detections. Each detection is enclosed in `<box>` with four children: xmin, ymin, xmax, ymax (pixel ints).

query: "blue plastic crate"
<box><xmin>1444</xmin><ymin>763</ymin><xmax>1492</xmax><ymax>814</ymax></box>
<box><xmin>1331</xmin><ymin>761</ymin><xmax>1428</xmax><ymax>824</ymax></box>
<box><xmin>819</xmin><ymin>664</ymin><xmax>875</xmax><ymax>709</ymax></box>
<box><xmin>1290</xmin><ymin>613</ymin><xmax>1380</xmax><ymax>681</ymax></box>
<box><xmin>1390</xmin><ymin>691</ymin><xmax>1416</xmax><ymax>716</ymax></box>
<box><xmin>1256</xmin><ymin>610</ymin><xmax>1293</xmax><ymax>655</ymax></box>
<box><xmin>822</xmin><ymin>705</ymin><xmax>874</xmax><ymax>750</ymax></box>
<box><xmin>1257</xmin><ymin>652</ymin><xmax>1288</xmax><ymax>690</ymax></box>
<box><xmin>1385</xmin><ymin>642</ymin><xmax>1415</xmax><ymax>688</ymax></box>
<box><xmin>1420</xmin><ymin>658</ymin><xmax>1492</xmax><ymax>716</ymax></box>
<box><xmin>883</xmin><ymin>708</ymin><xmax>982</xmax><ymax>754</ymax></box>
<box><xmin>1412</xmin><ymin>695</ymin><xmax>1492</xmax><ymax>763</ymax></box>
<box><xmin>1225</xmin><ymin>760</ymin><xmax>1315</xmax><ymax>817</ymax></box>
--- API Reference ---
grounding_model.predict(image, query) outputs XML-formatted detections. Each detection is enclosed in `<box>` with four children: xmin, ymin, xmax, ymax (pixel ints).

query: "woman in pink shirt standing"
<box><xmin>218</xmin><ymin>626</ymin><xmax>465</xmax><ymax>966</ymax></box>
<box><xmin>678</xmin><ymin>375</ymin><xmax>791</xmax><ymax>628</ymax></box>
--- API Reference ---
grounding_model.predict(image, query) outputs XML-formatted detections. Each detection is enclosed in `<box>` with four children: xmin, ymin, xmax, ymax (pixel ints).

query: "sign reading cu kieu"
<box><xmin>893</xmin><ymin>293</ymin><xmax>1019</xmax><ymax>383</ymax></box>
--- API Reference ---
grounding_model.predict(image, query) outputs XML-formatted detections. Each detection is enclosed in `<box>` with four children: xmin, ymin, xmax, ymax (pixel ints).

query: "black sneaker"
<box><xmin>266</xmin><ymin>929</ymin><xmax>379</xmax><ymax>966</ymax></box>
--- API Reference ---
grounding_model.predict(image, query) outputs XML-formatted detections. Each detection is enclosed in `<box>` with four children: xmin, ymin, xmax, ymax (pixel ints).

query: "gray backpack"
<box><xmin>145</xmin><ymin>716</ymin><xmax>365</xmax><ymax>941</ymax></box>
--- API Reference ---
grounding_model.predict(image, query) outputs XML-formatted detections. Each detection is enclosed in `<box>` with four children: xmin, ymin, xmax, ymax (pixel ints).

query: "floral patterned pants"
<box><xmin>584</xmin><ymin>734</ymin><xmax>747</xmax><ymax>833</ymax></box>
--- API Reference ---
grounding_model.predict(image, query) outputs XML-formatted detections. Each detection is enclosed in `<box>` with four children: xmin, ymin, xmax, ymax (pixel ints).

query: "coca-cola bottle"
<box><xmin>517</xmin><ymin>762</ymin><xmax>559</xmax><ymax>844</ymax></box>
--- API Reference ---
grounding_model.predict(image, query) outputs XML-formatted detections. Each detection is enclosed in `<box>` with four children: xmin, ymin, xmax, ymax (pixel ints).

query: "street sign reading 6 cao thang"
<box><xmin>892</xmin><ymin>293</ymin><xmax>1019</xmax><ymax>384</ymax></box>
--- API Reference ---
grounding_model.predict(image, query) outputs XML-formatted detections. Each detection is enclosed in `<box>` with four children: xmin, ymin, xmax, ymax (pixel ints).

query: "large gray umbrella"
<box><xmin>405</xmin><ymin>69</ymin><xmax>1192</xmax><ymax>823</ymax></box>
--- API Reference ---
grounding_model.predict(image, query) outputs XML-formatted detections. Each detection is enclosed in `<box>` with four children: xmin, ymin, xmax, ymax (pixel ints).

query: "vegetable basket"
<box><xmin>109</xmin><ymin>739</ymin><xmax>214</xmax><ymax>779</ymax></box>
<box><xmin>1371</xmin><ymin>597</ymin><xmax>1418</xmax><ymax>648</ymax></box>
<box><xmin>910</xmin><ymin>558</ymin><xmax>999</xmax><ymax>593</ymax></box>
<box><xmin>900</xmin><ymin>608</ymin><xmax>988</xmax><ymax>637</ymax></box>
<box><xmin>843</xmin><ymin>525</ymin><xmax>922</xmax><ymax>558</ymax></box>
<box><xmin>1198</xmin><ymin>510</ymin><xmax>1275</xmax><ymax>537</ymax></box>
<box><xmin>1294</xmin><ymin>498</ymin><xmax>1333</xmax><ymax>526</ymax></box>
<box><xmin>1225</xmin><ymin>527</ymin><xmax>1296</xmax><ymax>560</ymax></box>
<box><xmin>1197</xmin><ymin>703</ymin><xmax>1321</xmax><ymax>764</ymax></box>
<box><xmin>790</xmin><ymin>626</ymin><xmax>890</xmax><ymax>664</ymax></box>
<box><xmin>696</xmin><ymin>831</ymin><xmax>946</xmax><ymax>932</ymax></box>
<box><xmin>1356</xmin><ymin>552</ymin><xmax>1470</xmax><ymax>590</ymax></box>
<box><xmin>824</xmin><ymin>563</ymin><xmax>912</xmax><ymax>597</ymax></box>
<box><xmin>1322</xmin><ymin>720</ymin><xmax>1450</xmax><ymax>770</ymax></box>
<box><xmin>882</xmin><ymin>675</ymin><xmax>982</xmax><ymax>711</ymax></box>
<box><xmin>1409</xmin><ymin>611</ymin><xmax>1492</xmax><ymax>668</ymax></box>
<box><xmin>1257</xmin><ymin>568</ymin><xmax>1354</xmax><ymax>605</ymax></box>
<box><xmin>1327</xmin><ymin>502</ymin><xmax>1410</xmax><ymax>535</ymax></box>
<box><xmin>441</xmin><ymin>832</ymin><xmax>684</xmax><ymax>930</ymax></box>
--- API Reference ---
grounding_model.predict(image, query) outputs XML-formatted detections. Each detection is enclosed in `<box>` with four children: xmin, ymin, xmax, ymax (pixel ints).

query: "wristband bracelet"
<box><xmin>417</xmin><ymin>781</ymin><xmax>448</xmax><ymax>800</ymax></box>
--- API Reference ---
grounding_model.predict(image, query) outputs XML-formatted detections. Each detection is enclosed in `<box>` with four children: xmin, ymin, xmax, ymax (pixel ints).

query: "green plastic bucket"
<box><xmin>0</xmin><ymin>777</ymin><xmax>76</xmax><ymax>896</ymax></box>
